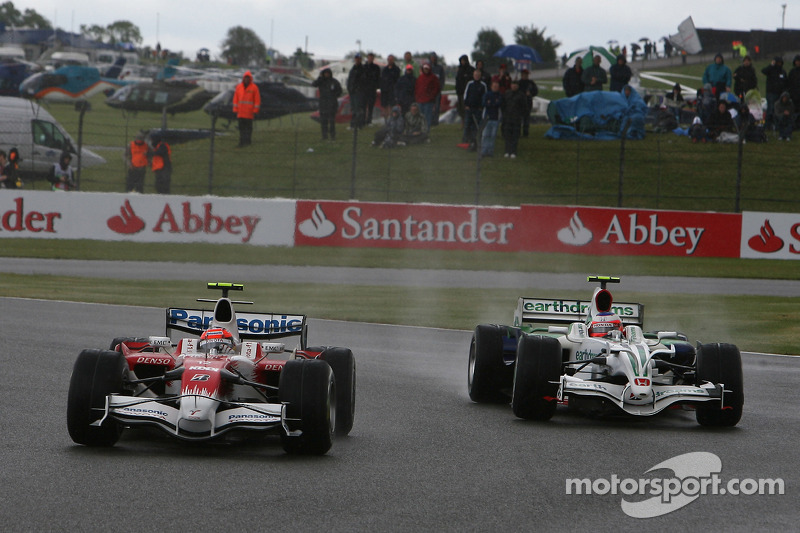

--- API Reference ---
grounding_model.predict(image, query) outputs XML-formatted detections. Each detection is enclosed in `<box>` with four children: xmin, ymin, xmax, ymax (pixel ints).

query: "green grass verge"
<box><xmin>1</xmin><ymin>272</ymin><xmax>797</xmax><ymax>354</ymax></box>
<box><xmin>1</xmin><ymin>240</ymin><xmax>798</xmax><ymax>354</ymax></box>
<box><xmin>2</xmin><ymin>239</ymin><xmax>800</xmax><ymax>279</ymax></box>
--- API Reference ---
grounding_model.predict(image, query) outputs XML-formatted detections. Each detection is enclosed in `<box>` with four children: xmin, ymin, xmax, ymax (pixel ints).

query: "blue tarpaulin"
<box><xmin>545</xmin><ymin>87</ymin><xmax>648</xmax><ymax>140</ymax></box>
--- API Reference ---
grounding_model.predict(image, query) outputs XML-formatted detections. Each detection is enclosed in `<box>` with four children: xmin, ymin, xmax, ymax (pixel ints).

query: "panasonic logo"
<box><xmin>228</xmin><ymin>414</ymin><xmax>277</xmax><ymax>421</ymax></box>
<box><xmin>168</xmin><ymin>309</ymin><xmax>303</xmax><ymax>334</ymax></box>
<box><xmin>120</xmin><ymin>407</ymin><xmax>169</xmax><ymax>418</ymax></box>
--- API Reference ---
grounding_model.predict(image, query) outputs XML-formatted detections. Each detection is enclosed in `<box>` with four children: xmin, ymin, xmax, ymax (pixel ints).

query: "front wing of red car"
<box><xmin>94</xmin><ymin>394</ymin><xmax>290</xmax><ymax>441</ymax></box>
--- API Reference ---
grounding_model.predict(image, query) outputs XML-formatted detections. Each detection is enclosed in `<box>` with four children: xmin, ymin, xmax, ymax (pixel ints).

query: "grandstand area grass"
<box><xmin>32</xmin><ymin>61</ymin><xmax>800</xmax><ymax>214</ymax></box>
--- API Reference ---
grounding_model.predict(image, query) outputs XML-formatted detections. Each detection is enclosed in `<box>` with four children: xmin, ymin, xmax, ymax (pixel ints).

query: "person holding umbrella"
<box><xmin>581</xmin><ymin>55</ymin><xmax>607</xmax><ymax>91</ymax></box>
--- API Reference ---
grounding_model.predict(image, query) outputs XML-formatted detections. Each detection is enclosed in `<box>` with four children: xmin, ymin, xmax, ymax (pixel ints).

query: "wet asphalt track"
<box><xmin>0</xmin><ymin>297</ymin><xmax>797</xmax><ymax>531</ymax></box>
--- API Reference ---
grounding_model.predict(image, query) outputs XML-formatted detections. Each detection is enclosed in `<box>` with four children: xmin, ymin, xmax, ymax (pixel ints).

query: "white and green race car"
<box><xmin>468</xmin><ymin>276</ymin><xmax>743</xmax><ymax>426</ymax></box>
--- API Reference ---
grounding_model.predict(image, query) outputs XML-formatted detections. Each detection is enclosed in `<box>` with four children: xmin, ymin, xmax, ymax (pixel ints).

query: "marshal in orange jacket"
<box><xmin>232</xmin><ymin>71</ymin><xmax>261</xmax><ymax>119</ymax></box>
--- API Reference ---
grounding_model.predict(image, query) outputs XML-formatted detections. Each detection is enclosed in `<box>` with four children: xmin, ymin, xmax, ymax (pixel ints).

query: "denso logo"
<box><xmin>600</xmin><ymin>214</ymin><xmax>705</xmax><ymax>255</ymax></box>
<box><xmin>107</xmin><ymin>200</ymin><xmax>261</xmax><ymax>243</ymax></box>
<box><xmin>135</xmin><ymin>357</ymin><xmax>172</xmax><ymax>365</ymax></box>
<box><xmin>0</xmin><ymin>197</ymin><xmax>61</xmax><ymax>233</ymax></box>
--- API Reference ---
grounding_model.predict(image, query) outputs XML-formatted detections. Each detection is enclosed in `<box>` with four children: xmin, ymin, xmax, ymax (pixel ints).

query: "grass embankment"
<box><xmin>32</xmin><ymin>64</ymin><xmax>800</xmax><ymax>213</ymax></box>
<box><xmin>1</xmin><ymin>241</ymin><xmax>798</xmax><ymax>354</ymax></box>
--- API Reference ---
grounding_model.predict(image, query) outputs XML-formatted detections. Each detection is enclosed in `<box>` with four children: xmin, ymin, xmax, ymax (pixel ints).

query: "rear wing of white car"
<box><xmin>513</xmin><ymin>297</ymin><xmax>644</xmax><ymax>327</ymax></box>
<box><xmin>165</xmin><ymin>308</ymin><xmax>308</xmax><ymax>349</ymax></box>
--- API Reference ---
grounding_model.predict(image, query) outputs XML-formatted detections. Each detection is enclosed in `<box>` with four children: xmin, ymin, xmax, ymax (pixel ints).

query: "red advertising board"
<box><xmin>295</xmin><ymin>201</ymin><xmax>742</xmax><ymax>258</ymax></box>
<box><xmin>294</xmin><ymin>201</ymin><xmax>523</xmax><ymax>251</ymax></box>
<box><xmin>516</xmin><ymin>205</ymin><xmax>742</xmax><ymax>257</ymax></box>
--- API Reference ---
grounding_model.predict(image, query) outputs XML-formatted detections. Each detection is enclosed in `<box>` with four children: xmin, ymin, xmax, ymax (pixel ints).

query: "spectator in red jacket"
<box><xmin>414</xmin><ymin>62</ymin><xmax>441</xmax><ymax>131</ymax></box>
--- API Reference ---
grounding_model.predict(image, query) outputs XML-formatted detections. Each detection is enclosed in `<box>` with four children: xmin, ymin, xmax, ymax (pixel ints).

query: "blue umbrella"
<box><xmin>493</xmin><ymin>44</ymin><xmax>544</xmax><ymax>63</ymax></box>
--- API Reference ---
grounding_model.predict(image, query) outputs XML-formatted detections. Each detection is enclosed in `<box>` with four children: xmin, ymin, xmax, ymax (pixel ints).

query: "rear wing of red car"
<box><xmin>513</xmin><ymin>297</ymin><xmax>644</xmax><ymax>328</ymax></box>
<box><xmin>165</xmin><ymin>307</ymin><xmax>308</xmax><ymax>349</ymax></box>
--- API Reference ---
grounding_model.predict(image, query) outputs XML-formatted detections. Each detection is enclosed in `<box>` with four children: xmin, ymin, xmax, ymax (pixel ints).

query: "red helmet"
<box><xmin>589</xmin><ymin>313</ymin><xmax>623</xmax><ymax>337</ymax></box>
<box><xmin>199</xmin><ymin>328</ymin><xmax>235</xmax><ymax>354</ymax></box>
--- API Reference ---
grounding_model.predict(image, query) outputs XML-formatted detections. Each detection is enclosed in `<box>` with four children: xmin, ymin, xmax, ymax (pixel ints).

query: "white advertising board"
<box><xmin>0</xmin><ymin>191</ymin><xmax>296</xmax><ymax>246</ymax></box>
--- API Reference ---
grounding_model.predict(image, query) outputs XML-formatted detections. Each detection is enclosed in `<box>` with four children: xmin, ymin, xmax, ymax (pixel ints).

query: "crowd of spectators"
<box><xmin>317</xmin><ymin>46</ymin><xmax>800</xmax><ymax>156</ymax></box>
<box><xmin>328</xmin><ymin>52</ymin><xmax>540</xmax><ymax>159</ymax></box>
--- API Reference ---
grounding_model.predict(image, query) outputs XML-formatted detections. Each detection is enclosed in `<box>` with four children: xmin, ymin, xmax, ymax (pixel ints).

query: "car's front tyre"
<box><xmin>319</xmin><ymin>347</ymin><xmax>356</xmax><ymax>437</ymax></box>
<box><xmin>67</xmin><ymin>349</ymin><xmax>129</xmax><ymax>446</ymax></box>
<box><xmin>511</xmin><ymin>335</ymin><xmax>561</xmax><ymax>421</ymax></box>
<box><xmin>468</xmin><ymin>324</ymin><xmax>509</xmax><ymax>403</ymax></box>
<box><xmin>695</xmin><ymin>343</ymin><xmax>743</xmax><ymax>427</ymax></box>
<box><xmin>279</xmin><ymin>359</ymin><xmax>336</xmax><ymax>455</ymax></box>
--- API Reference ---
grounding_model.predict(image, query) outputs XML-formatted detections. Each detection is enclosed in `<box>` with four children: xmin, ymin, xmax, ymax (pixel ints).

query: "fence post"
<box><xmin>74</xmin><ymin>100</ymin><xmax>89</xmax><ymax>190</ymax></box>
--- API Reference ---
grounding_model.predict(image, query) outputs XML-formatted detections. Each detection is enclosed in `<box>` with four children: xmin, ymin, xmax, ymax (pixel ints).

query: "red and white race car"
<box><xmin>67</xmin><ymin>282</ymin><xmax>356</xmax><ymax>455</ymax></box>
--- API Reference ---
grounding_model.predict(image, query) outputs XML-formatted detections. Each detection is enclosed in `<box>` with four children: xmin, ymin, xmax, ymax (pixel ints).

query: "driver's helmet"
<box><xmin>589</xmin><ymin>312</ymin><xmax>623</xmax><ymax>337</ymax></box>
<box><xmin>199</xmin><ymin>327</ymin><xmax>236</xmax><ymax>354</ymax></box>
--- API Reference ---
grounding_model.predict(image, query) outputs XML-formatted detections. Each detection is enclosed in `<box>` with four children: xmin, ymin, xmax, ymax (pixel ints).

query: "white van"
<box><xmin>0</xmin><ymin>96</ymin><xmax>105</xmax><ymax>179</ymax></box>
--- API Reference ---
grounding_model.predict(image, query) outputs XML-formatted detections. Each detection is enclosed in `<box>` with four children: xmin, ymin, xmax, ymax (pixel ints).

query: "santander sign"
<box><xmin>295</xmin><ymin>201</ymin><xmax>519</xmax><ymax>251</ymax></box>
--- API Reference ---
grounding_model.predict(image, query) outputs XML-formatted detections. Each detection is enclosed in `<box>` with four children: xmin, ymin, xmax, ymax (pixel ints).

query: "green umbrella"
<box><xmin>567</xmin><ymin>46</ymin><xmax>618</xmax><ymax>70</ymax></box>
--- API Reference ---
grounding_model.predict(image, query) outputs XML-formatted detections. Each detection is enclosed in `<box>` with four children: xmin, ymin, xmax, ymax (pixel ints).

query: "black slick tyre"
<box><xmin>279</xmin><ymin>359</ymin><xmax>336</xmax><ymax>455</ymax></box>
<box><xmin>695</xmin><ymin>343</ymin><xmax>744</xmax><ymax>427</ymax></box>
<box><xmin>67</xmin><ymin>349</ymin><xmax>129</xmax><ymax>446</ymax></box>
<box><xmin>319</xmin><ymin>347</ymin><xmax>356</xmax><ymax>436</ymax></box>
<box><xmin>468</xmin><ymin>324</ymin><xmax>508</xmax><ymax>403</ymax></box>
<box><xmin>511</xmin><ymin>335</ymin><xmax>562</xmax><ymax>421</ymax></box>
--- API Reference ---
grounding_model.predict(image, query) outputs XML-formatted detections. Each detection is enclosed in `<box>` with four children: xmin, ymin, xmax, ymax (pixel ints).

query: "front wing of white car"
<box><xmin>558</xmin><ymin>376</ymin><xmax>727</xmax><ymax>416</ymax></box>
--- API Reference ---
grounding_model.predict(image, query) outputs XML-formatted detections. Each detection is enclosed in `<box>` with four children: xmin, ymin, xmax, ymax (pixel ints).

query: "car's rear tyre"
<box><xmin>468</xmin><ymin>325</ymin><xmax>509</xmax><ymax>403</ymax></box>
<box><xmin>67</xmin><ymin>349</ymin><xmax>129</xmax><ymax>446</ymax></box>
<box><xmin>695</xmin><ymin>343</ymin><xmax>743</xmax><ymax>427</ymax></box>
<box><xmin>511</xmin><ymin>335</ymin><xmax>562</xmax><ymax>421</ymax></box>
<box><xmin>279</xmin><ymin>359</ymin><xmax>336</xmax><ymax>455</ymax></box>
<box><xmin>319</xmin><ymin>347</ymin><xmax>356</xmax><ymax>436</ymax></box>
